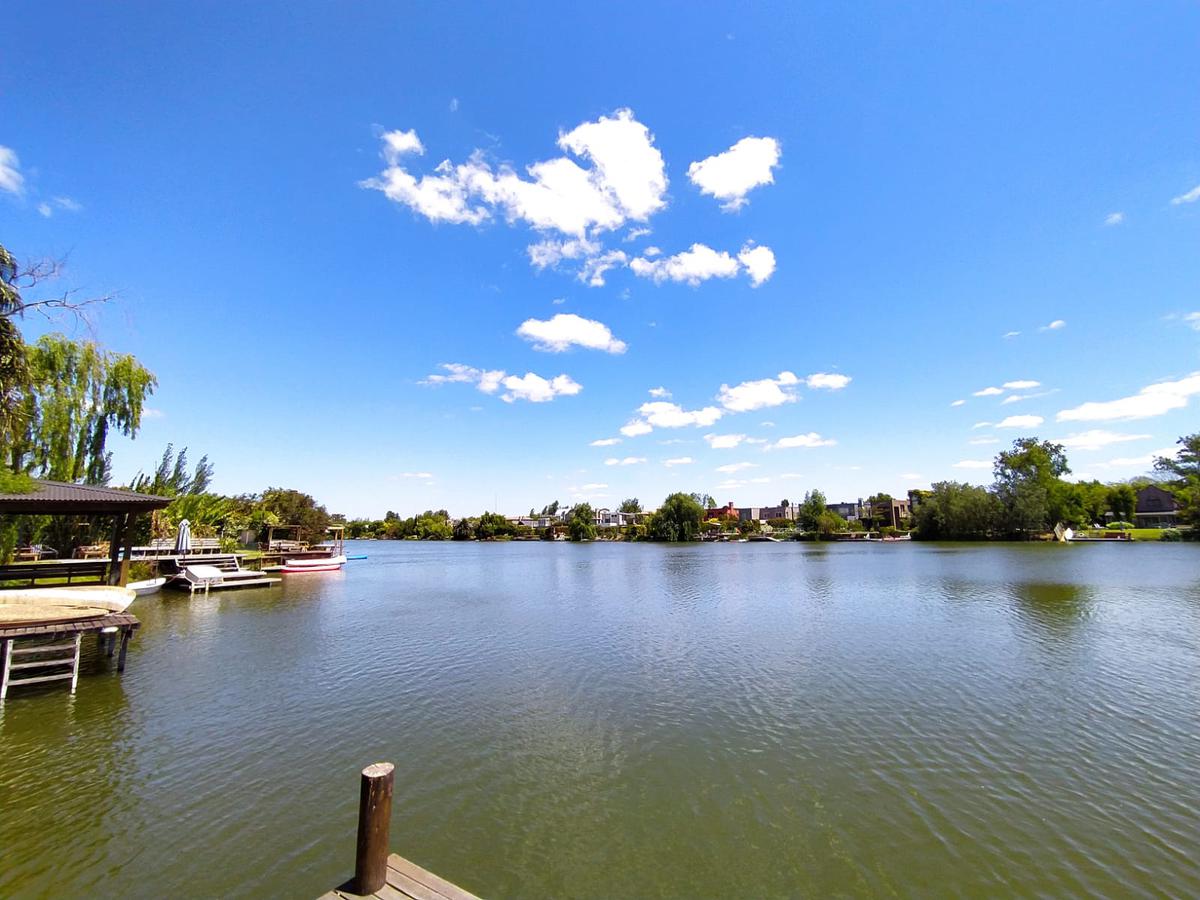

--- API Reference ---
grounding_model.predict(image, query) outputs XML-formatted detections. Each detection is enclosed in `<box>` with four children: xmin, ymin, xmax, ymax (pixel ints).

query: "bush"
<box><xmin>1107</xmin><ymin>521</ymin><xmax>1135</xmax><ymax>530</ymax></box>
<box><xmin>1160</xmin><ymin>528</ymin><xmax>1182</xmax><ymax>542</ymax></box>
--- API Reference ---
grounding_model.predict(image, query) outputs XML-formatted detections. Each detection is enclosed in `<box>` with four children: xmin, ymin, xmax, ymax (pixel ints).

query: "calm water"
<box><xmin>1</xmin><ymin>541</ymin><xmax>1198</xmax><ymax>898</ymax></box>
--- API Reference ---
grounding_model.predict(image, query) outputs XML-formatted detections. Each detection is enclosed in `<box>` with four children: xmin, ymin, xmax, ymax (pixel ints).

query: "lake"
<box><xmin>1</xmin><ymin>540</ymin><xmax>1198</xmax><ymax>897</ymax></box>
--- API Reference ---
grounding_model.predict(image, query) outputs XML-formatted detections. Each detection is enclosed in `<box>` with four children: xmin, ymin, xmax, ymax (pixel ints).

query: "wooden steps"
<box><xmin>0</xmin><ymin>632</ymin><xmax>81</xmax><ymax>698</ymax></box>
<box><xmin>319</xmin><ymin>853</ymin><xmax>481</xmax><ymax>900</ymax></box>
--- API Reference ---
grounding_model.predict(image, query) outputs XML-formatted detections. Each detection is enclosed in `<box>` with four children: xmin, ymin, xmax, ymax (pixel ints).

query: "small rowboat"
<box><xmin>127</xmin><ymin>577</ymin><xmax>167</xmax><ymax>596</ymax></box>
<box><xmin>281</xmin><ymin>554</ymin><xmax>347</xmax><ymax>573</ymax></box>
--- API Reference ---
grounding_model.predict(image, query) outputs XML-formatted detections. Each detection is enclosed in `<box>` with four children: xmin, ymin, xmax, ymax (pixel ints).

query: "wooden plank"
<box><xmin>9</xmin><ymin>658</ymin><xmax>76</xmax><ymax>670</ymax></box>
<box><xmin>12</xmin><ymin>641</ymin><xmax>77</xmax><ymax>654</ymax></box>
<box><xmin>386</xmin><ymin>856</ymin><xmax>481</xmax><ymax>900</ymax></box>
<box><xmin>383</xmin><ymin>867</ymin><xmax>452</xmax><ymax>900</ymax></box>
<box><xmin>7</xmin><ymin>671</ymin><xmax>75</xmax><ymax>686</ymax></box>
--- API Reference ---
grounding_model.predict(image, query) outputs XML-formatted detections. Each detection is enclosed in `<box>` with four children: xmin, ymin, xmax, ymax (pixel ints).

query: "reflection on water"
<box><xmin>1</xmin><ymin>541</ymin><xmax>1198</xmax><ymax>898</ymax></box>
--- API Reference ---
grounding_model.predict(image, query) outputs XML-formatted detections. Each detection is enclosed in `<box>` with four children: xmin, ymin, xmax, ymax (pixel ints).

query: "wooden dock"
<box><xmin>319</xmin><ymin>763</ymin><xmax>482</xmax><ymax>900</ymax></box>
<box><xmin>0</xmin><ymin>612</ymin><xmax>139</xmax><ymax>699</ymax></box>
<box><xmin>319</xmin><ymin>854</ymin><xmax>481</xmax><ymax>900</ymax></box>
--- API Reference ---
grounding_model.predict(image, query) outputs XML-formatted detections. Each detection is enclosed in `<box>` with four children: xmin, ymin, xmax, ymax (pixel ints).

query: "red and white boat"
<box><xmin>280</xmin><ymin>554</ymin><xmax>347</xmax><ymax>573</ymax></box>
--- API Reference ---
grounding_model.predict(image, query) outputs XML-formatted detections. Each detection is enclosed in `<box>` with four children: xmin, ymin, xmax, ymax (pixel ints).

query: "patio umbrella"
<box><xmin>174</xmin><ymin>519</ymin><xmax>192</xmax><ymax>556</ymax></box>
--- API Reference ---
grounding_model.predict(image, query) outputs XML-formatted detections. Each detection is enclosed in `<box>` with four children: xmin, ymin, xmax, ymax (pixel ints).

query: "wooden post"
<box><xmin>118</xmin><ymin>513</ymin><xmax>138</xmax><ymax>586</ymax></box>
<box><xmin>107</xmin><ymin>513</ymin><xmax>128</xmax><ymax>585</ymax></box>
<box><xmin>354</xmin><ymin>762</ymin><xmax>394</xmax><ymax>895</ymax></box>
<box><xmin>116</xmin><ymin>628</ymin><xmax>132</xmax><ymax>672</ymax></box>
<box><xmin>0</xmin><ymin>638</ymin><xmax>11</xmax><ymax>700</ymax></box>
<box><xmin>68</xmin><ymin>633</ymin><xmax>82</xmax><ymax>693</ymax></box>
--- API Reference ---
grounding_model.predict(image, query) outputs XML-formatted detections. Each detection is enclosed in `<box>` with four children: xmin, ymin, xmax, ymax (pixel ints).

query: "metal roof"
<box><xmin>0</xmin><ymin>479</ymin><xmax>172</xmax><ymax>514</ymax></box>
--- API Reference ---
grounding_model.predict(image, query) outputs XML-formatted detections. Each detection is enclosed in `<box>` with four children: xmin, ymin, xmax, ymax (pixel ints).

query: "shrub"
<box><xmin>1107</xmin><ymin>521</ymin><xmax>1135</xmax><ymax>530</ymax></box>
<box><xmin>1160</xmin><ymin>528</ymin><xmax>1182</xmax><ymax>542</ymax></box>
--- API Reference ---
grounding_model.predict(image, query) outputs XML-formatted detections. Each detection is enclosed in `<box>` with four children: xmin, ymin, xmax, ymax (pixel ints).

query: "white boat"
<box><xmin>281</xmin><ymin>554</ymin><xmax>347</xmax><ymax>572</ymax></box>
<box><xmin>0</xmin><ymin>586</ymin><xmax>137</xmax><ymax>626</ymax></box>
<box><xmin>127</xmin><ymin>577</ymin><xmax>167</xmax><ymax>596</ymax></box>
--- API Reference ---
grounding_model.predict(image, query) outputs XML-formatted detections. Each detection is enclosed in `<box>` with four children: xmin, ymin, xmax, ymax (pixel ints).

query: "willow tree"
<box><xmin>8</xmin><ymin>335</ymin><xmax>156</xmax><ymax>483</ymax></box>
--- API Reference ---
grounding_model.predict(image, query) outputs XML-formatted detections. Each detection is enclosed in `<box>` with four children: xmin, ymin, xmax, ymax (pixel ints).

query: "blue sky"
<box><xmin>4</xmin><ymin>1</ymin><xmax>1199</xmax><ymax>517</ymax></box>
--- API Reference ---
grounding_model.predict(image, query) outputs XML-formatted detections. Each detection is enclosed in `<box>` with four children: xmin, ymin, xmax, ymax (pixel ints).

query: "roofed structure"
<box><xmin>0</xmin><ymin>479</ymin><xmax>171</xmax><ymax>515</ymax></box>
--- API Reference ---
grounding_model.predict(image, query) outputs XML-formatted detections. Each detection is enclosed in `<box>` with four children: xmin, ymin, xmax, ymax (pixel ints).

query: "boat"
<box><xmin>346</xmin><ymin>554</ymin><xmax>368</xmax><ymax>560</ymax></box>
<box><xmin>748</xmin><ymin>535</ymin><xmax>781</xmax><ymax>542</ymax></box>
<box><xmin>127</xmin><ymin>577</ymin><xmax>167</xmax><ymax>596</ymax></box>
<box><xmin>281</xmin><ymin>554</ymin><xmax>347</xmax><ymax>573</ymax></box>
<box><xmin>0</xmin><ymin>586</ymin><xmax>137</xmax><ymax>626</ymax></box>
<box><xmin>880</xmin><ymin>534</ymin><xmax>912</xmax><ymax>542</ymax></box>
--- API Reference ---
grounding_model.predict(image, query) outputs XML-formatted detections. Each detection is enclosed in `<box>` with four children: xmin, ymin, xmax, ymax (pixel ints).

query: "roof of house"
<box><xmin>1135</xmin><ymin>484</ymin><xmax>1179</xmax><ymax>513</ymax></box>
<box><xmin>0</xmin><ymin>479</ymin><xmax>172</xmax><ymax>515</ymax></box>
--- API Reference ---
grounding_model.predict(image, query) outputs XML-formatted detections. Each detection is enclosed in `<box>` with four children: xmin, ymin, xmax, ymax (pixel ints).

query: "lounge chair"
<box><xmin>180</xmin><ymin>565</ymin><xmax>225</xmax><ymax>594</ymax></box>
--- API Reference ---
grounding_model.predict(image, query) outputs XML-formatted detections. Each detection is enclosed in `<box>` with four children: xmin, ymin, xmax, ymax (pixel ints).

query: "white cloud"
<box><xmin>1181</xmin><ymin>312</ymin><xmax>1200</xmax><ymax>331</ymax></box>
<box><xmin>1104</xmin><ymin>212</ymin><xmax>1125</xmax><ymax>226</ymax></box>
<box><xmin>749</xmin><ymin>476</ymin><xmax>771</xmax><ymax>484</ymax></box>
<box><xmin>687</xmin><ymin>136</ymin><xmax>781</xmax><ymax>211</ymax></box>
<box><xmin>142</xmin><ymin>408</ymin><xmax>165</xmax><ymax>419</ymax></box>
<box><xmin>973</xmin><ymin>386</ymin><xmax>1004</xmax><ymax>397</ymax></box>
<box><xmin>737</xmin><ymin>244</ymin><xmax>776</xmax><ymax>286</ymax></box>
<box><xmin>37</xmin><ymin>202</ymin><xmax>51</xmax><ymax>217</ymax></box>
<box><xmin>516</xmin><ymin>313</ymin><xmax>627</xmax><ymax>353</ymax></box>
<box><xmin>769</xmin><ymin>432</ymin><xmax>836</xmax><ymax>449</ymax></box>
<box><xmin>950</xmin><ymin>399</ymin><xmax>966</xmax><ymax>407</ymax></box>
<box><xmin>423</xmin><ymin>363</ymin><xmax>580</xmax><ymax>403</ymax></box>
<box><xmin>704</xmin><ymin>433</ymin><xmax>748</xmax><ymax>449</ymax></box>
<box><xmin>624</xmin><ymin>226</ymin><xmax>652</xmax><ymax>242</ymax></box>
<box><xmin>648</xmin><ymin>386</ymin><xmax>672</xmax><ymax>398</ymax></box>
<box><xmin>578</xmin><ymin>482</ymin><xmax>608</xmax><ymax>492</ymax></box>
<box><xmin>590</xmin><ymin>437</ymin><xmax>621</xmax><ymax>447</ymax></box>
<box><xmin>362</xmin><ymin>109</ymin><xmax>666</xmax><ymax>238</ymax></box>
<box><xmin>500</xmin><ymin>372</ymin><xmax>582</xmax><ymax>403</ymax></box>
<box><xmin>1001</xmin><ymin>395</ymin><xmax>1025</xmax><ymax>405</ymax></box>
<box><xmin>630</xmin><ymin>242</ymin><xmax>739</xmax><ymax>285</ymax></box>
<box><xmin>1170</xmin><ymin>184</ymin><xmax>1200</xmax><ymax>205</ymax></box>
<box><xmin>717</xmin><ymin>371</ymin><xmax>799</xmax><ymax>412</ymax></box>
<box><xmin>953</xmin><ymin>459</ymin><xmax>992</xmax><ymax>470</ymax></box>
<box><xmin>1055</xmin><ymin>430</ymin><xmax>1151</xmax><ymax>451</ymax></box>
<box><xmin>399</xmin><ymin>471</ymin><xmax>434</xmax><ymax>479</ymax></box>
<box><xmin>620</xmin><ymin>420</ymin><xmax>654</xmax><ymax>437</ymax></box>
<box><xmin>972</xmin><ymin>421</ymin><xmax>993</xmax><ymax>429</ymax></box>
<box><xmin>1056</xmin><ymin>372</ymin><xmax>1200</xmax><ymax>422</ymax></box>
<box><xmin>0</xmin><ymin>146</ymin><xmax>24</xmax><ymax>196</ymax></box>
<box><xmin>1003</xmin><ymin>330</ymin><xmax>1021</xmax><ymax>339</ymax></box>
<box><xmin>663</xmin><ymin>457</ymin><xmax>693</xmax><ymax>467</ymax></box>
<box><xmin>1003</xmin><ymin>380</ymin><xmax>1040</xmax><ymax>390</ymax></box>
<box><xmin>1039</xmin><ymin>319</ymin><xmax>1066</xmax><ymax>331</ymax></box>
<box><xmin>639</xmin><ymin>401</ymin><xmax>724</xmax><ymax>428</ymax></box>
<box><xmin>715</xmin><ymin>462</ymin><xmax>758</xmax><ymax>473</ymax></box>
<box><xmin>1098</xmin><ymin>446</ymin><xmax>1178</xmax><ymax>469</ymax></box>
<box><xmin>997</xmin><ymin>414</ymin><xmax>1044</xmax><ymax>428</ymax></box>
<box><xmin>805</xmin><ymin>372</ymin><xmax>851</xmax><ymax>390</ymax></box>
<box><xmin>605</xmin><ymin>456</ymin><xmax>646</xmax><ymax>466</ymax></box>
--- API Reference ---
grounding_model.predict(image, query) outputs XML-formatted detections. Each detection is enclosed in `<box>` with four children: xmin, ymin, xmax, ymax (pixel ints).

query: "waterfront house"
<box><xmin>826</xmin><ymin>500</ymin><xmax>864</xmax><ymax>522</ymax></box>
<box><xmin>1134</xmin><ymin>485</ymin><xmax>1179</xmax><ymax>528</ymax></box>
<box><xmin>705</xmin><ymin>501</ymin><xmax>739</xmax><ymax>521</ymax></box>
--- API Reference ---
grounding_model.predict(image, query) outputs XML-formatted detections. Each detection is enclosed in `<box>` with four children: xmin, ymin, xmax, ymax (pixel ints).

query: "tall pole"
<box><xmin>354</xmin><ymin>762</ymin><xmax>395</xmax><ymax>894</ymax></box>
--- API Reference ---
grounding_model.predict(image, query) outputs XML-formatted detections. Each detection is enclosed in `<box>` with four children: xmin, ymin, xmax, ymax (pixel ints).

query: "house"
<box><xmin>704</xmin><ymin>501</ymin><xmax>739</xmax><ymax>521</ymax></box>
<box><xmin>1135</xmin><ymin>485</ymin><xmax>1179</xmax><ymax>528</ymax></box>
<box><xmin>737</xmin><ymin>507</ymin><xmax>763</xmax><ymax>522</ymax></box>
<box><xmin>866</xmin><ymin>497</ymin><xmax>911</xmax><ymax>529</ymax></box>
<box><xmin>758</xmin><ymin>504</ymin><xmax>800</xmax><ymax>521</ymax></box>
<box><xmin>826</xmin><ymin>500</ymin><xmax>863</xmax><ymax>522</ymax></box>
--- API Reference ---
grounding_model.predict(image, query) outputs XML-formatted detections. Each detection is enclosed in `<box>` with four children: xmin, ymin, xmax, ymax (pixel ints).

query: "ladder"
<box><xmin>0</xmin><ymin>633</ymin><xmax>83</xmax><ymax>699</ymax></box>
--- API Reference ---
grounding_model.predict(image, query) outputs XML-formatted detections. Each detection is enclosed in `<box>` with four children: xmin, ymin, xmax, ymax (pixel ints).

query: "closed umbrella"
<box><xmin>174</xmin><ymin>519</ymin><xmax>192</xmax><ymax>557</ymax></box>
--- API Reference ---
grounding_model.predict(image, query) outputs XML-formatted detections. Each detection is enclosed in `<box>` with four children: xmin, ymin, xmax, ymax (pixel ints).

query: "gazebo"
<box><xmin>0</xmin><ymin>480</ymin><xmax>171</xmax><ymax>586</ymax></box>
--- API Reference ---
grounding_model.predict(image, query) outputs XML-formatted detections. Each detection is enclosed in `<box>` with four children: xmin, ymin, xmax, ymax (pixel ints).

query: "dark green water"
<box><xmin>1</xmin><ymin>541</ymin><xmax>1198</xmax><ymax>898</ymax></box>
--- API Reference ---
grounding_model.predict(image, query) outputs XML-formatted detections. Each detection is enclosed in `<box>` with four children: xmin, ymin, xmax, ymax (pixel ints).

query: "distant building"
<box><xmin>1135</xmin><ymin>485</ymin><xmax>1179</xmax><ymax>527</ymax></box>
<box><xmin>866</xmin><ymin>497</ymin><xmax>911</xmax><ymax>529</ymax></box>
<box><xmin>826</xmin><ymin>500</ymin><xmax>864</xmax><ymax>522</ymax></box>
<box><xmin>759</xmin><ymin>504</ymin><xmax>800</xmax><ymax>521</ymax></box>
<box><xmin>704</xmin><ymin>501</ymin><xmax>739</xmax><ymax>521</ymax></box>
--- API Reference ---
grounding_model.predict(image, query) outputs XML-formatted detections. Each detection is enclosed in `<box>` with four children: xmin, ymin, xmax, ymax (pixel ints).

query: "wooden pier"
<box><xmin>319</xmin><ymin>763</ymin><xmax>481</xmax><ymax>900</ymax></box>
<box><xmin>0</xmin><ymin>613</ymin><xmax>139</xmax><ymax>699</ymax></box>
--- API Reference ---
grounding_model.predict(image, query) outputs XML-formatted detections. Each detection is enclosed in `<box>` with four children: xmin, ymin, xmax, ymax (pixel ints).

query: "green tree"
<box><xmin>993</xmin><ymin>438</ymin><xmax>1070</xmax><ymax>536</ymax></box>
<box><xmin>474</xmin><ymin>511</ymin><xmax>512</xmax><ymax>540</ymax></box>
<box><xmin>131</xmin><ymin>444</ymin><xmax>213</xmax><ymax>497</ymax></box>
<box><xmin>452</xmin><ymin>517</ymin><xmax>474</xmax><ymax>540</ymax></box>
<box><xmin>260</xmin><ymin>487</ymin><xmax>331</xmax><ymax>546</ymax></box>
<box><xmin>618</xmin><ymin>497</ymin><xmax>642</xmax><ymax>513</ymax></box>
<box><xmin>1107</xmin><ymin>484</ymin><xmax>1136</xmax><ymax>523</ymax></box>
<box><xmin>567</xmin><ymin>503</ymin><xmax>597</xmax><ymax>541</ymax></box>
<box><xmin>816</xmin><ymin>509</ymin><xmax>847</xmax><ymax>537</ymax></box>
<box><xmin>798</xmin><ymin>489</ymin><xmax>827</xmax><ymax>531</ymax></box>
<box><xmin>866</xmin><ymin>493</ymin><xmax>894</xmax><ymax>528</ymax></box>
<box><xmin>912</xmin><ymin>481</ymin><xmax>1002</xmax><ymax>539</ymax></box>
<box><xmin>1155</xmin><ymin>434</ymin><xmax>1200</xmax><ymax>529</ymax></box>
<box><xmin>648</xmin><ymin>492</ymin><xmax>704</xmax><ymax>541</ymax></box>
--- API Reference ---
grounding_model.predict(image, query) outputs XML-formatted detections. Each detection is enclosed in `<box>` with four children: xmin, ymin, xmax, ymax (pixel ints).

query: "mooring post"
<box><xmin>354</xmin><ymin>762</ymin><xmax>394</xmax><ymax>895</ymax></box>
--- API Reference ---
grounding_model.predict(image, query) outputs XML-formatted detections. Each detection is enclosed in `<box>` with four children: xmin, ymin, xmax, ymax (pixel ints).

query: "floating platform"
<box><xmin>319</xmin><ymin>853</ymin><xmax>481</xmax><ymax>900</ymax></box>
<box><xmin>0</xmin><ymin>612</ymin><xmax>139</xmax><ymax>699</ymax></box>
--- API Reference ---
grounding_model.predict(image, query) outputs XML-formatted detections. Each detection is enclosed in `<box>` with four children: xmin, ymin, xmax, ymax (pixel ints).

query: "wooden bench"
<box><xmin>0</xmin><ymin>560</ymin><xmax>110</xmax><ymax>587</ymax></box>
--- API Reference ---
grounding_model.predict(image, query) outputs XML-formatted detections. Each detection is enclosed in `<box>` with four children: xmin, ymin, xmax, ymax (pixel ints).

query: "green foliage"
<box><xmin>648</xmin><ymin>492</ymin><xmax>704</xmax><ymax>541</ymax></box>
<box><xmin>7</xmin><ymin>334</ymin><xmax>156</xmax><ymax>484</ymax></box>
<box><xmin>816</xmin><ymin>509</ymin><xmax>847</xmax><ymax>537</ymax></box>
<box><xmin>567</xmin><ymin>503</ymin><xmax>597</xmax><ymax>541</ymax></box>
<box><xmin>912</xmin><ymin>481</ymin><xmax>1002</xmax><ymax>539</ymax></box>
<box><xmin>1105</xmin><ymin>521</ymin><xmax>1134</xmax><ymax>530</ymax></box>
<box><xmin>1155</xmin><ymin>434</ymin><xmax>1200</xmax><ymax>529</ymax></box>
<box><xmin>130</xmin><ymin>443</ymin><xmax>214</xmax><ymax>497</ymax></box>
<box><xmin>618</xmin><ymin>497</ymin><xmax>642</xmax><ymax>513</ymax></box>
<box><xmin>798</xmin><ymin>490</ymin><xmax>827</xmax><ymax>531</ymax></box>
<box><xmin>766</xmin><ymin>517</ymin><xmax>793</xmax><ymax>529</ymax></box>
<box><xmin>0</xmin><ymin>468</ymin><xmax>34</xmax><ymax>493</ymax></box>
<box><xmin>474</xmin><ymin>511</ymin><xmax>514</xmax><ymax>540</ymax></box>
<box><xmin>1160</xmin><ymin>528</ymin><xmax>1182</xmax><ymax>542</ymax></box>
<box><xmin>1107</xmin><ymin>484</ymin><xmax>1137</xmax><ymax>522</ymax></box>
<box><xmin>453</xmin><ymin>517</ymin><xmax>474</xmax><ymax>541</ymax></box>
<box><xmin>260</xmin><ymin>487</ymin><xmax>331</xmax><ymax>546</ymax></box>
<box><xmin>992</xmin><ymin>438</ymin><xmax>1069</xmax><ymax>536</ymax></box>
